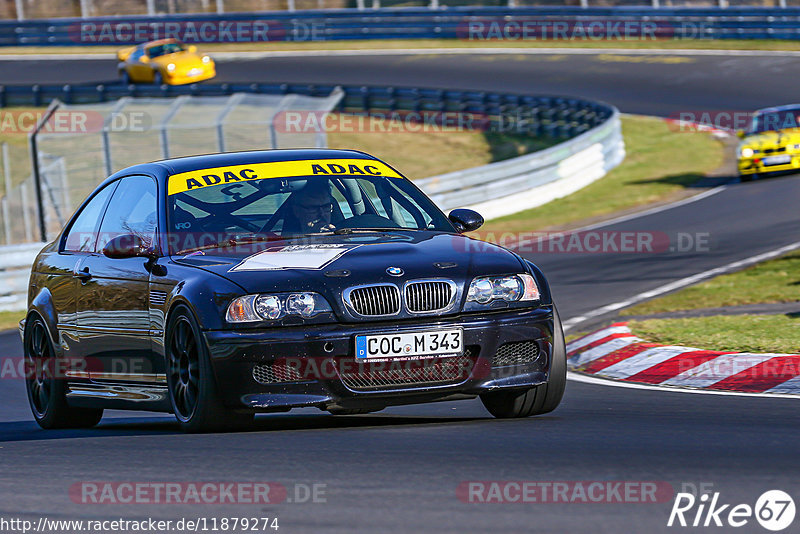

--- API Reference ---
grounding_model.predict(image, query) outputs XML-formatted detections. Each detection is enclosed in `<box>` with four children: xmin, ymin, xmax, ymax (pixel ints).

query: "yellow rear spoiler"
<box><xmin>116</xmin><ymin>46</ymin><xmax>137</xmax><ymax>62</ymax></box>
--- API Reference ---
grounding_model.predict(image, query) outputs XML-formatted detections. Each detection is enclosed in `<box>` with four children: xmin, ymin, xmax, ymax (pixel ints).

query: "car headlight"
<box><xmin>793</xmin><ymin>144</ymin><xmax>800</xmax><ymax>150</ymax></box>
<box><xmin>226</xmin><ymin>292</ymin><xmax>332</xmax><ymax>323</ymax></box>
<box><xmin>167</xmin><ymin>63</ymin><xmax>176</xmax><ymax>72</ymax></box>
<box><xmin>465</xmin><ymin>274</ymin><xmax>539</xmax><ymax>309</ymax></box>
<box><xmin>202</xmin><ymin>55</ymin><xmax>211</xmax><ymax>63</ymax></box>
<box><xmin>740</xmin><ymin>147</ymin><xmax>754</xmax><ymax>158</ymax></box>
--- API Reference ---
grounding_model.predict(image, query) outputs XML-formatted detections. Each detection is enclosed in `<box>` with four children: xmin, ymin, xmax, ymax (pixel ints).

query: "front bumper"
<box><xmin>738</xmin><ymin>153</ymin><xmax>800</xmax><ymax>175</ymax></box>
<box><xmin>164</xmin><ymin>66</ymin><xmax>216</xmax><ymax>85</ymax></box>
<box><xmin>204</xmin><ymin>306</ymin><xmax>555</xmax><ymax>411</ymax></box>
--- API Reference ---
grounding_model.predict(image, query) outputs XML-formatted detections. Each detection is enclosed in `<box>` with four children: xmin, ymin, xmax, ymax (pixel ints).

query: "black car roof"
<box><xmin>110</xmin><ymin>149</ymin><xmax>379</xmax><ymax>180</ymax></box>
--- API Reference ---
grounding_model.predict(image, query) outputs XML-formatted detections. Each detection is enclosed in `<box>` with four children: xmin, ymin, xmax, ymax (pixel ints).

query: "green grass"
<box><xmin>622</xmin><ymin>248</ymin><xmax>800</xmax><ymax>355</ymax></box>
<box><xmin>478</xmin><ymin>115</ymin><xmax>723</xmax><ymax>234</ymax></box>
<box><xmin>0</xmin><ymin>310</ymin><xmax>24</xmax><ymax>332</ymax></box>
<box><xmin>327</xmin><ymin>114</ymin><xmax>555</xmax><ymax>179</ymax></box>
<box><xmin>629</xmin><ymin>315</ymin><xmax>800</xmax><ymax>354</ymax></box>
<box><xmin>5</xmin><ymin>39</ymin><xmax>800</xmax><ymax>55</ymax></box>
<box><xmin>623</xmin><ymin>250</ymin><xmax>800</xmax><ymax>316</ymax></box>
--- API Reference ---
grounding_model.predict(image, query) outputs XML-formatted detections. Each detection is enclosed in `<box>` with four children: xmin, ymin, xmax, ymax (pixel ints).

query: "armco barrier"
<box><xmin>0</xmin><ymin>81</ymin><xmax>623</xmax><ymax>311</ymax></box>
<box><xmin>419</xmin><ymin>109</ymin><xmax>623</xmax><ymax>218</ymax></box>
<box><xmin>0</xmin><ymin>243</ymin><xmax>41</xmax><ymax>312</ymax></box>
<box><xmin>6</xmin><ymin>7</ymin><xmax>800</xmax><ymax>45</ymax></box>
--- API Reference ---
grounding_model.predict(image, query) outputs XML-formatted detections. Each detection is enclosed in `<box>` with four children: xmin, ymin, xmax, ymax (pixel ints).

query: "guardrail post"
<box><xmin>580</xmin><ymin>0</ymin><xmax>588</xmax><ymax>7</ymax></box>
<box><xmin>146</xmin><ymin>0</ymin><xmax>156</xmax><ymax>15</ymax></box>
<box><xmin>718</xmin><ymin>0</ymin><xmax>727</xmax><ymax>7</ymax></box>
<box><xmin>216</xmin><ymin>0</ymin><xmax>224</xmax><ymax>13</ymax></box>
<box><xmin>356</xmin><ymin>0</ymin><xmax>365</xmax><ymax>8</ymax></box>
<box><xmin>652</xmin><ymin>0</ymin><xmax>659</xmax><ymax>8</ymax></box>
<box><xmin>14</xmin><ymin>0</ymin><xmax>23</xmax><ymax>20</ymax></box>
<box><xmin>779</xmin><ymin>0</ymin><xmax>787</xmax><ymax>7</ymax></box>
<box><xmin>20</xmin><ymin>183</ymin><xmax>32</xmax><ymax>243</ymax></box>
<box><xmin>1</xmin><ymin>143</ymin><xmax>11</xmax><ymax>245</ymax></box>
<box><xmin>372</xmin><ymin>0</ymin><xmax>380</xmax><ymax>9</ymax></box>
<box><xmin>29</xmin><ymin>100</ymin><xmax>59</xmax><ymax>243</ymax></box>
<box><xmin>430</xmin><ymin>0</ymin><xmax>439</xmax><ymax>9</ymax></box>
<box><xmin>80</xmin><ymin>0</ymin><xmax>92</xmax><ymax>17</ymax></box>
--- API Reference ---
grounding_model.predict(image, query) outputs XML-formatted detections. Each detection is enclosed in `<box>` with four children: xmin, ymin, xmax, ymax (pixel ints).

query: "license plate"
<box><xmin>355</xmin><ymin>329</ymin><xmax>463</xmax><ymax>360</ymax></box>
<box><xmin>763</xmin><ymin>155</ymin><xmax>791</xmax><ymax>166</ymax></box>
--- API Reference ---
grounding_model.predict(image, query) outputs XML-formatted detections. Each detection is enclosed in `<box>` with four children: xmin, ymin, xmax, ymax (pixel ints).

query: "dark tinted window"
<box><xmin>63</xmin><ymin>182</ymin><xmax>117</xmax><ymax>253</ymax></box>
<box><xmin>97</xmin><ymin>175</ymin><xmax>158</xmax><ymax>252</ymax></box>
<box><xmin>167</xmin><ymin>174</ymin><xmax>452</xmax><ymax>254</ymax></box>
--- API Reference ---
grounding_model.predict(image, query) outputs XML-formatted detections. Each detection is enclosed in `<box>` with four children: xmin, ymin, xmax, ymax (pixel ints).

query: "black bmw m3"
<box><xmin>22</xmin><ymin>149</ymin><xmax>565</xmax><ymax>432</ymax></box>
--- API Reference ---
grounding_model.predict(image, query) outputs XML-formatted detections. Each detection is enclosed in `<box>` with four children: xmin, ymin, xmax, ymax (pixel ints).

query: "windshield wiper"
<box><xmin>333</xmin><ymin>227</ymin><xmax>424</xmax><ymax>235</ymax></box>
<box><xmin>176</xmin><ymin>235</ymin><xmax>282</xmax><ymax>255</ymax></box>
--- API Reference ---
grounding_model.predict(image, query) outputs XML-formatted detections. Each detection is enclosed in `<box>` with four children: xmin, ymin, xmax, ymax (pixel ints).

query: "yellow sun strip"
<box><xmin>167</xmin><ymin>159</ymin><xmax>403</xmax><ymax>195</ymax></box>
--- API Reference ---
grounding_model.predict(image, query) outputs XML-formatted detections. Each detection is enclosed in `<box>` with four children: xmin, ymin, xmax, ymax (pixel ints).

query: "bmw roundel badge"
<box><xmin>386</xmin><ymin>266</ymin><xmax>404</xmax><ymax>276</ymax></box>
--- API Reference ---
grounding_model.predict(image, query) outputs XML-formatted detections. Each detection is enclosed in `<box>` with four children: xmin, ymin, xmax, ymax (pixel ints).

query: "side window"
<box><xmin>97</xmin><ymin>175</ymin><xmax>158</xmax><ymax>251</ymax></box>
<box><xmin>63</xmin><ymin>182</ymin><xmax>117</xmax><ymax>253</ymax></box>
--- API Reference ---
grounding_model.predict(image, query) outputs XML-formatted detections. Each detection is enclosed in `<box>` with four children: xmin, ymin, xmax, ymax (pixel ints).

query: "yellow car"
<box><xmin>738</xmin><ymin>104</ymin><xmax>800</xmax><ymax>182</ymax></box>
<box><xmin>117</xmin><ymin>39</ymin><xmax>215</xmax><ymax>86</ymax></box>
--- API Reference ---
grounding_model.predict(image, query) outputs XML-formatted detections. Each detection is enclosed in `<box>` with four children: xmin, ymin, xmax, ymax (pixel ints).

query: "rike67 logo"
<box><xmin>668</xmin><ymin>490</ymin><xmax>795</xmax><ymax>531</ymax></box>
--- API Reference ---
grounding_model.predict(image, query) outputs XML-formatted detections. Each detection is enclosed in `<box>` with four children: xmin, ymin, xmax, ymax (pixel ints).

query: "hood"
<box><xmin>173</xmin><ymin>232</ymin><xmax>527</xmax><ymax>315</ymax></box>
<box><xmin>741</xmin><ymin>129</ymin><xmax>800</xmax><ymax>151</ymax></box>
<box><xmin>152</xmin><ymin>51</ymin><xmax>206</xmax><ymax>68</ymax></box>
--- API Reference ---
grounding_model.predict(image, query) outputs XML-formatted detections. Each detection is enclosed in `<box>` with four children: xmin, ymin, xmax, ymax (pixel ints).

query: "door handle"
<box><xmin>76</xmin><ymin>267</ymin><xmax>92</xmax><ymax>283</ymax></box>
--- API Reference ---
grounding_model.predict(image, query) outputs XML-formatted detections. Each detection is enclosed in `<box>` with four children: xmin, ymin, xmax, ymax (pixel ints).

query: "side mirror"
<box><xmin>140</xmin><ymin>56</ymin><xmax>150</xmax><ymax>64</ymax></box>
<box><xmin>188</xmin><ymin>45</ymin><xmax>197</xmax><ymax>53</ymax></box>
<box><xmin>448</xmin><ymin>209</ymin><xmax>484</xmax><ymax>233</ymax></box>
<box><xmin>103</xmin><ymin>234</ymin><xmax>153</xmax><ymax>259</ymax></box>
<box><xmin>736</xmin><ymin>130</ymin><xmax>746</xmax><ymax>139</ymax></box>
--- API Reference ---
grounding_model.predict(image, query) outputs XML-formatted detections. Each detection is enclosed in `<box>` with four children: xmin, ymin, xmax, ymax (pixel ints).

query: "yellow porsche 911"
<box><xmin>117</xmin><ymin>39</ymin><xmax>215</xmax><ymax>85</ymax></box>
<box><xmin>738</xmin><ymin>104</ymin><xmax>800</xmax><ymax>182</ymax></box>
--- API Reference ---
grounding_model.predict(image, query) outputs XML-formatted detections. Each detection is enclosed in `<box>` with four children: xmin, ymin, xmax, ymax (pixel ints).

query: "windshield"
<box><xmin>749</xmin><ymin>108</ymin><xmax>800</xmax><ymax>134</ymax></box>
<box><xmin>147</xmin><ymin>42</ymin><xmax>185</xmax><ymax>58</ymax></box>
<box><xmin>167</xmin><ymin>160</ymin><xmax>454</xmax><ymax>254</ymax></box>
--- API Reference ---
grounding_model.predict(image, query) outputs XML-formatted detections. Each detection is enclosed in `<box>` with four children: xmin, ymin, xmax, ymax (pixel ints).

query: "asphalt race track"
<box><xmin>1</xmin><ymin>51</ymin><xmax>799</xmax><ymax>533</ymax></box>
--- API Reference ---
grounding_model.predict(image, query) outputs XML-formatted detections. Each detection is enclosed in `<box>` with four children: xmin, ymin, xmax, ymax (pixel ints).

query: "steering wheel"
<box><xmin>335</xmin><ymin>214</ymin><xmax>401</xmax><ymax>230</ymax></box>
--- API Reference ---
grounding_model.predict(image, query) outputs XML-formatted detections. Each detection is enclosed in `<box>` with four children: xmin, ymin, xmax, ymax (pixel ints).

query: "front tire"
<box><xmin>24</xmin><ymin>315</ymin><xmax>103</xmax><ymax>429</ymax></box>
<box><xmin>153</xmin><ymin>71</ymin><xmax>164</xmax><ymax>85</ymax></box>
<box><xmin>480</xmin><ymin>306</ymin><xmax>566</xmax><ymax>418</ymax></box>
<box><xmin>166</xmin><ymin>306</ymin><xmax>253</xmax><ymax>432</ymax></box>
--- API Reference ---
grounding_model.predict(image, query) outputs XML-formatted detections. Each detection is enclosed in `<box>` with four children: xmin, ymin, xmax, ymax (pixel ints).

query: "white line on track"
<box><xmin>562</xmin><ymin>239</ymin><xmax>800</xmax><ymax>331</ymax></box>
<box><xmin>511</xmin><ymin>184</ymin><xmax>726</xmax><ymax>252</ymax></box>
<box><xmin>4</xmin><ymin>47</ymin><xmax>800</xmax><ymax>61</ymax></box>
<box><xmin>567</xmin><ymin>371</ymin><xmax>800</xmax><ymax>399</ymax></box>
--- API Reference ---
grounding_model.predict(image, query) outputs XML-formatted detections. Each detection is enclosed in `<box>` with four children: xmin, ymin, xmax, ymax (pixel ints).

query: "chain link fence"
<box><xmin>0</xmin><ymin>89</ymin><xmax>343</xmax><ymax>245</ymax></box>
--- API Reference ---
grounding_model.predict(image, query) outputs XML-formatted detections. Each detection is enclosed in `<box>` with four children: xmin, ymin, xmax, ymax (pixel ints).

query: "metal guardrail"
<box><xmin>0</xmin><ymin>242</ymin><xmax>41</xmax><ymax>312</ymax></box>
<box><xmin>419</xmin><ymin>109</ymin><xmax>623</xmax><ymax>219</ymax></box>
<box><xmin>6</xmin><ymin>7</ymin><xmax>800</xmax><ymax>45</ymax></box>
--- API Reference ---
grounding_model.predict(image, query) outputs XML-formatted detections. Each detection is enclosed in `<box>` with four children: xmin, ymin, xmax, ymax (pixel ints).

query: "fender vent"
<box><xmin>150</xmin><ymin>290</ymin><xmax>167</xmax><ymax>307</ymax></box>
